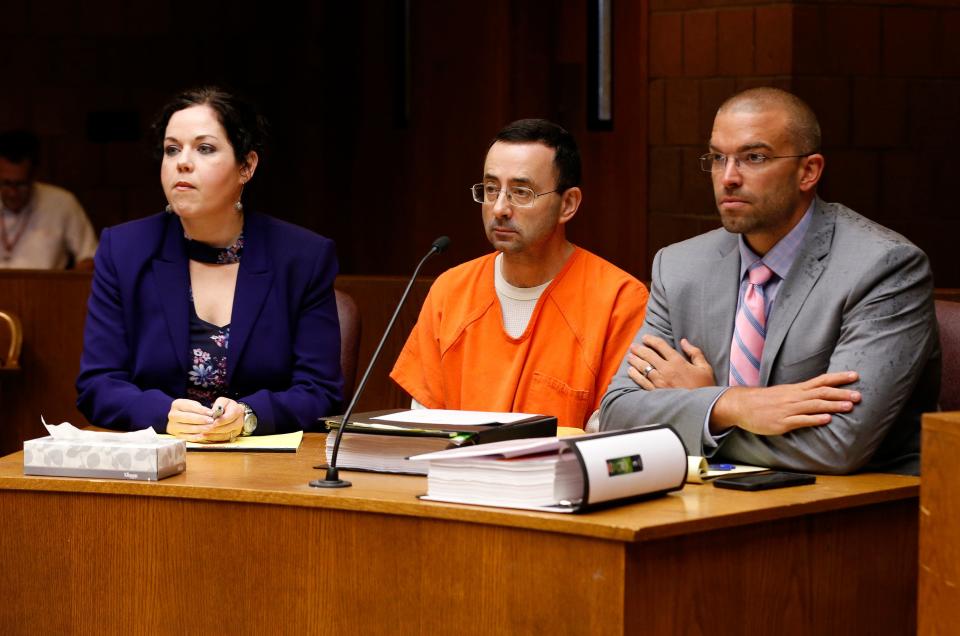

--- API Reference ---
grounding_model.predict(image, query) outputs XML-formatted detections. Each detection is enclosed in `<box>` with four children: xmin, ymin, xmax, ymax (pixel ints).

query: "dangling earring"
<box><xmin>236</xmin><ymin>180</ymin><xmax>245</xmax><ymax>212</ymax></box>
<box><xmin>165</xmin><ymin>204</ymin><xmax>173</xmax><ymax>213</ymax></box>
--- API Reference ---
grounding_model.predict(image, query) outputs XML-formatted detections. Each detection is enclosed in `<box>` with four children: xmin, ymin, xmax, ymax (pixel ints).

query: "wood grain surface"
<box><xmin>0</xmin><ymin>434</ymin><xmax>919</xmax><ymax>635</ymax></box>
<box><xmin>0</xmin><ymin>271</ymin><xmax>92</xmax><ymax>456</ymax></box>
<box><xmin>919</xmin><ymin>411</ymin><xmax>960</xmax><ymax>636</ymax></box>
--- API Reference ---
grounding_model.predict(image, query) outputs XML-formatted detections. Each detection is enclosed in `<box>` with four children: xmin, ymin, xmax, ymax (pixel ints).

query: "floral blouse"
<box><xmin>185</xmin><ymin>307</ymin><xmax>230</xmax><ymax>408</ymax></box>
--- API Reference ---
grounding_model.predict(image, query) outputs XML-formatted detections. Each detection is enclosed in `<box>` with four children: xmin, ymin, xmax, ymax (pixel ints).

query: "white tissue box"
<box><xmin>23</xmin><ymin>436</ymin><xmax>186</xmax><ymax>481</ymax></box>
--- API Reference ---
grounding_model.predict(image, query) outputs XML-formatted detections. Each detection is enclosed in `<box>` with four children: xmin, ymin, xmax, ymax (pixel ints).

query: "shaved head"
<box><xmin>717</xmin><ymin>88</ymin><xmax>821</xmax><ymax>155</ymax></box>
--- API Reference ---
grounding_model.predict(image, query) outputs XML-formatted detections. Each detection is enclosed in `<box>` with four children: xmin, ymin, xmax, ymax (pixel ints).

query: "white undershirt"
<box><xmin>494</xmin><ymin>252</ymin><xmax>551</xmax><ymax>338</ymax></box>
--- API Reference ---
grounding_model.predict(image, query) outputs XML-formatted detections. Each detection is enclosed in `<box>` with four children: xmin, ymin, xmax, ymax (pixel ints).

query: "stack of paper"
<box><xmin>425</xmin><ymin>451</ymin><xmax>583</xmax><ymax>508</ymax></box>
<box><xmin>411</xmin><ymin>426</ymin><xmax>688</xmax><ymax>513</ymax></box>
<box><xmin>323</xmin><ymin>409</ymin><xmax>557</xmax><ymax>476</ymax></box>
<box><xmin>328</xmin><ymin>433</ymin><xmax>456</xmax><ymax>475</ymax></box>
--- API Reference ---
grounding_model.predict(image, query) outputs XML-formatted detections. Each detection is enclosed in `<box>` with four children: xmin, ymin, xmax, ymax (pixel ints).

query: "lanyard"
<box><xmin>0</xmin><ymin>207</ymin><xmax>32</xmax><ymax>260</ymax></box>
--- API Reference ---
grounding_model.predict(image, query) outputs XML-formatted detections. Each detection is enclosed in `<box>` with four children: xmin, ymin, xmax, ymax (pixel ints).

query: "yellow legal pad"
<box><xmin>159</xmin><ymin>430</ymin><xmax>304</xmax><ymax>452</ymax></box>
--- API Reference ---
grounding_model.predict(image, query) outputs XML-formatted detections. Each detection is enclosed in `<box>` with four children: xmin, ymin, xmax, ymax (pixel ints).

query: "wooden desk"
<box><xmin>919</xmin><ymin>411</ymin><xmax>960</xmax><ymax>636</ymax></box>
<box><xmin>0</xmin><ymin>435</ymin><xmax>918</xmax><ymax>635</ymax></box>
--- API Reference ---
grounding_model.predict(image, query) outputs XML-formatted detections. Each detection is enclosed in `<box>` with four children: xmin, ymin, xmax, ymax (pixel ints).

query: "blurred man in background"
<box><xmin>0</xmin><ymin>130</ymin><xmax>97</xmax><ymax>269</ymax></box>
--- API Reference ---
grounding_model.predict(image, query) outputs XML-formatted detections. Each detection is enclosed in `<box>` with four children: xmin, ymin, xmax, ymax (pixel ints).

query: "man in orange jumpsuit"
<box><xmin>390</xmin><ymin>119</ymin><xmax>648</xmax><ymax>429</ymax></box>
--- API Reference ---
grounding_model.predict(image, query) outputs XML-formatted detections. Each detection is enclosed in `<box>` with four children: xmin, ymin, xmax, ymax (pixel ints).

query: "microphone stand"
<box><xmin>310</xmin><ymin>236</ymin><xmax>451</xmax><ymax>488</ymax></box>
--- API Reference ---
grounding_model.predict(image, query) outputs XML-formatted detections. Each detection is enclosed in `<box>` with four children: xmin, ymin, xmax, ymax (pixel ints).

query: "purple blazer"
<box><xmin>76</xmin><ymin>211</ymin><xmax>343</xmax><ymax>434</ymax></box>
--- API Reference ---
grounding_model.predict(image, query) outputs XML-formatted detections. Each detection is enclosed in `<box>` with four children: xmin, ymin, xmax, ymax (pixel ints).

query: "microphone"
<box><xmin>310</xmin><ymin>236</ymin><xmax>451</xmax><ymax>488</ymax></box>
<box><xmin>430</xmin><ymin>235</ymin><xmax>451</xmax><ymax>253</ymax></box>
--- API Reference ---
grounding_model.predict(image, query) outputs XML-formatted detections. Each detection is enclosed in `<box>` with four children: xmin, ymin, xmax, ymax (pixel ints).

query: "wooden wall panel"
<box><xmin>335</xmin><ymin>0</ymin><xmax>652</xmax><ymax>280</ymax></box>
<box><xmin>919</xmin><ymin>412</ymin><xmax>960</xmax><ymax>636</ymax></box>
<box><xmin>646</xmin><ymin>0</ymin><xmax>960</xmax><ymax>284</ymax></box>
<box><xmin>0</xmin><ymin>271</ymin><xmax>92</xmax><ymax>456</ymax></box>
<box><xmin>3</xmin><ymin>0</ymin><xmax>958</xmax><ymax>287</ymax></box>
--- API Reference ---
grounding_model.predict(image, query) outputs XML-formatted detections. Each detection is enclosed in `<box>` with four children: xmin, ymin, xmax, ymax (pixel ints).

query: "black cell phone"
<box><xmin>713</xmin><ymin>471</ymin><xmax>816</xmax><ymax>491</ymax></box>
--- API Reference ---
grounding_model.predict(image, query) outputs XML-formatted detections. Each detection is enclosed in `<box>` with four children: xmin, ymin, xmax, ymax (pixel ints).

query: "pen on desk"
<box><xmin>708</xmin><ymin>463</ymin><xmax>736</xmax><ymax>470</ymax></box>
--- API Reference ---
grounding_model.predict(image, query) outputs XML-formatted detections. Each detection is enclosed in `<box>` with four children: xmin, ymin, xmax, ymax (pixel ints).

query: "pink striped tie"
<box><xmin>729</xmin><ymin>262</ymin><xmax>774</xmax><ymax>386</ymax></box>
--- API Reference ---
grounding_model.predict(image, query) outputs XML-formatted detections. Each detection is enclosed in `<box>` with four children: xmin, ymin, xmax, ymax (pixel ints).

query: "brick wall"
<box><xmin>647</xmin><ymin>0</ymin><xmax>960</xmax><ymax>286</ymax></box>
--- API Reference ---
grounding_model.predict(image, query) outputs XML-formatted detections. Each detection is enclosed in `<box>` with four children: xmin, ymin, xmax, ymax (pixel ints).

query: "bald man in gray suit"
<box><xmin>600</xmin><ymin>88</ymin><xmax>939</xmax><ymax>475</ymax></box>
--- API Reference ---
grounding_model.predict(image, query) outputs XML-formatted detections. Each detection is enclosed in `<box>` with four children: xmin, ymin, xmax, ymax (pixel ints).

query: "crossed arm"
<box><xmin>625</xmin><ymin>335</ymin><xmax>860</xmax><ymax>437</ymax></box>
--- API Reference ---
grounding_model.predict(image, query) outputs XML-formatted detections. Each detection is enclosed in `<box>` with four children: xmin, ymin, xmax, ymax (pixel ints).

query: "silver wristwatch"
<box><xmin>237</xmin><ymin>402</ymin><xmax>258</xmax><ymax>436</ymax></box>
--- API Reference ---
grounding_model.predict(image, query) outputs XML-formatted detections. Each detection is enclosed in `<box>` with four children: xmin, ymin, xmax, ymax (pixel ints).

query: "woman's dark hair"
<box><xmin>491</xmin><ymin>119</ymin><xmax>581</xmax><ymax>193</ymax></box>
<box><xmin>151</xmin><ymin>86</ymin><xmax>268</xmax><ymax>165</ymax></box>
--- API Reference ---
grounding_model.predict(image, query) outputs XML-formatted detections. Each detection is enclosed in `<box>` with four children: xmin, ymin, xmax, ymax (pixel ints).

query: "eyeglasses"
<box><xmin>699</xmin><ymin>152</ymin><xmax>813</xmax><ymax>173</ymax></box>
<box><xmin>470</xmin><ymin>183</ymin><xmax>558</xmax><ymax>208</ymax></box>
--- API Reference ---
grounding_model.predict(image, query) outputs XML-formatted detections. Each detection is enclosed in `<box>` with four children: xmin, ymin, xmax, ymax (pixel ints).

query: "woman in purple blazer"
<box><xmin>77</xmin><ymin>87</ymin><xmax>342</xmax><ymax>440</ymax></box>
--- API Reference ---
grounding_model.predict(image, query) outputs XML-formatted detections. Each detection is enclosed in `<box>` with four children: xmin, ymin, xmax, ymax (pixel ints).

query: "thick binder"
<box><xmin>322</xmin><ymin>409</ymin><xmax>558</xmax><ymax>475</ymax></box>
<box><xmin>411</xmin><ymin>425</ymin><xmax>688</xmax><ymax>513</ymax></box>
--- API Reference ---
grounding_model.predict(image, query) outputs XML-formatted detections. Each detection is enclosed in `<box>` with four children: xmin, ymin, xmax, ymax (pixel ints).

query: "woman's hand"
<box><xmin>167</xmin><ymin>398</ymin><xmax>244</xmax><ymax>442</ymax></box>
<box><xmin>199</xmin><ymin>397</ymin><xmax>244</xmax><ymax>442</ymax></box>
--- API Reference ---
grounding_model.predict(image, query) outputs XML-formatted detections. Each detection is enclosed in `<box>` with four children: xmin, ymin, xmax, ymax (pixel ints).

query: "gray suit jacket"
<box><xmin>600</xmin><ymin>200</ymin><xmax>940</xmax><ymax>475</ymax></box>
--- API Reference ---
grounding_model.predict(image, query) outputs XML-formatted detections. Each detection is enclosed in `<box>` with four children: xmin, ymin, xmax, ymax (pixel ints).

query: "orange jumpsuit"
<box><xmin>390</xmin><ymin>248</ymin><xmax>648</xmax><ymax>428</ymax></box>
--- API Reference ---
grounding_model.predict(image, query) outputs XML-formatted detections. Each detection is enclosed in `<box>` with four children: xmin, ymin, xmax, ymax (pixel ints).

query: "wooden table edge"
<box><xmin>0</xmin><ymin>461</ymin><xmax>918</xmax><ymax>544</ymax></box>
